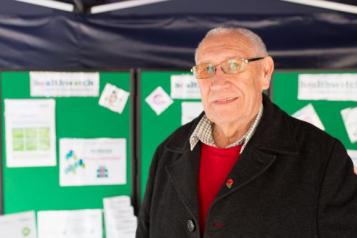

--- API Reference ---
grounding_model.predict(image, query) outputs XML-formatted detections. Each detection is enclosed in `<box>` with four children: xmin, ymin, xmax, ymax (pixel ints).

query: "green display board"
<box><xmin>138</xmin><ymin>70</ymin><xmax>201</xmax><ymax>201</ymax></box>
<box><xmin>271</xmin><ymin>70</ymin><xmax>357</xmax><ymax>152</ymax></box>
<box><xmin>1</xmin><ymin>71</ymin><xmax>133</xmax><ymax>214</ymax></box>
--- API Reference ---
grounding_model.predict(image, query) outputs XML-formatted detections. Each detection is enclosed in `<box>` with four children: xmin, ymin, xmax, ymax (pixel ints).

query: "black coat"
<box><xmin>136</xmin><ymin>95</ymin><xmax>357</xmax><ymax>238</ymax></box>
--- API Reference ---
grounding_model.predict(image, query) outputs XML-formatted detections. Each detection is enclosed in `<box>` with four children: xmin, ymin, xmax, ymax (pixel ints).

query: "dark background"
<box><xmin>0</xmin><ymin>0</ymin><xmax>356</xmax><ymax>70</ymax></box>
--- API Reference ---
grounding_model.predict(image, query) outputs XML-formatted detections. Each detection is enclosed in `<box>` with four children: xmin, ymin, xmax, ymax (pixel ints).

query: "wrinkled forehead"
<box><xmin>196</xmin><ymin>32</ymin><xmax>254</xmax><ymax>62</ymax></box>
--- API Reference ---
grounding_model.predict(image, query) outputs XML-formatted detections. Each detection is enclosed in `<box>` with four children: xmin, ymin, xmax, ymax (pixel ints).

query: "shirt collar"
<box><xmin>189</xmin><ymin>104</ymin><xmax>264</xmax><ymax>152</ymax></box>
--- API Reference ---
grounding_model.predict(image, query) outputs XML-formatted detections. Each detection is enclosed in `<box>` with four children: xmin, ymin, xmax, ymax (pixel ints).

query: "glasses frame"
<box><xmin>191</xmin><ymin>56</ymin><xmax>265</xmax><ymax>79</ymax></box>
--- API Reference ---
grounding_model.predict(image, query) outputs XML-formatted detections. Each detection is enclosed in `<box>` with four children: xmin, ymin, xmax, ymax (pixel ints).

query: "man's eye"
<box><xmin>228</xmin><ymin>61</ymin><xmax>239</xmax><ymax>71</ymax></box>
<box><xmin>206</xmin><ymin>65</ymin><xmax>215</xmax><ymax>73</ymax></box>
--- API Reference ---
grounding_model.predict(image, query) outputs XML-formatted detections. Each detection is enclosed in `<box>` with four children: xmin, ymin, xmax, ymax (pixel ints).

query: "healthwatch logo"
<box><xmin>30</xmin><ymin>72</ymin><xmax>99</xmax><ymax>97</ymax></box>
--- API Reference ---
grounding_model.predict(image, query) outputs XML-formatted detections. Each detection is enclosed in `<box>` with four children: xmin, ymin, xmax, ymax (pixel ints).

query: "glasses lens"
<box><xmin>194</xmin><ymin>63</ymin><xmax>215</xmax><ymax>79</ymax></box>
<box><xmin>221</xmin><ymin>59</ymin><xmax>242</xmax><ymax>74</ymax></box>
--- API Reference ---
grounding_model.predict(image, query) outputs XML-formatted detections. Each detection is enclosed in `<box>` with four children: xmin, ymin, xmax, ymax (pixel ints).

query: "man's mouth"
<box><xmin>214</xmin><ymin>97</ymin><xmax>238</xmax><ymax>104</ymax></box>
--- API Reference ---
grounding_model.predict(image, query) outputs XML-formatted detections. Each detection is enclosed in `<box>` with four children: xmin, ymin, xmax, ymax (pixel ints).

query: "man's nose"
<box><xmin>211</xmin><ymin>67</ymin><xmax>230</xmax><ymax>89</ymax></box>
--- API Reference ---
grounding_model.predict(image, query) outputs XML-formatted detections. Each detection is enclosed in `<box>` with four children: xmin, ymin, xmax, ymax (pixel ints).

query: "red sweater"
<box><xmin>198</xmin><ymin>143</ymin><xmax>242</xmax><ymax>232</ymax></box>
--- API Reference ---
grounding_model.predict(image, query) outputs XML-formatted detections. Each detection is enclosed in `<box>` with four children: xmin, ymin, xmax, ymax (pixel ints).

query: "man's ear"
<box><xmin>261</xmin><ymin>56</ymin><xmax>274</xmax><ymax>90</ymax></box>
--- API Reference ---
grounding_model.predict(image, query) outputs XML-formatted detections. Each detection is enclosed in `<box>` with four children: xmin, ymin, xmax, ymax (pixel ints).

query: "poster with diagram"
<box><xmin>59</xmin><ymin>138</ymin><xmax>126</xmax><ymax>186</ymax></box>
<box><xmin>4</xmin><ymin>99</ymin><xmax>56</xmax><ymax>167</ymax></box>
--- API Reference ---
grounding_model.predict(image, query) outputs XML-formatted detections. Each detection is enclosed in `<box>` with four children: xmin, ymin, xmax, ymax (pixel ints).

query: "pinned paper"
<box><xmin>181</xmin><ymin>102</ymin><xmax>203</xmax><ymax>125</ymax></box>
<box><xmin>145</xmin><ymin>86</ymin><xmax>173</xmax><ymax>115</ymax></box>
<box><xmin>4</xmin><ymin>99</ymin><xmax>56</xmax><ymax>167</ymax></box>
<box><xmin>30</xmin><ymin>71</ymin><xmax>99</xmax><ymax>97</ymax></box>
<box><xmin>347</xmin><ymin>150</ymin><xmax>357</xmax><ymax>166</ymax></box>
<box><xmin>347</xmin><ymin>150</ymin><xmax>357</xmax><ymax>175</ymax></box>
<box><xmin>341</xmin><ymin>107</ymin><xmax>357</xmax><ymax>143</ymax></box>
<box><xmin>292</xmin><ymin>104</ymin><xmax>325</xmax><ymax>131</ymax></box>
<box><xmin>99</xmin><ymin>83</ymin><xmax>130</xmax><ymax>114</ymax></box>
<box><xmin>298</xmin><ymin>74</ymin><xmax>357</xmax><ymax>101</ymax></box>
<box><xmin>60</xmin><ymin>138</ymin><xmax>126</xmax><ymax>186</ymax></box>
<box><xmin>103</xmin><ymin>196</ymin><xmax>137</xmax><ymax>238</ymax></box>
<box><xmin>171</xmin><ymin>74</ymin><xmax>201</xmax><ymax>99</ymax></box>
<box><xmin>37</xmin><ymin>209</ymin><xmax>102</xmax><ymax>238</ymax></box>
<box><xmin>0</xmin><ymin>211</ymin><xmax>37</xmax><ymax>238</ymax></box>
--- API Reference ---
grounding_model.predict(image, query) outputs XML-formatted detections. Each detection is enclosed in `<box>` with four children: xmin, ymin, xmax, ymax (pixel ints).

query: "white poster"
<box><xmin>104</xmin><ymin>196</ymin><xmax>137</xmax><ymax>238</ymax></box>
<box><xmin>341</xmin><ymin>107</ymin><xmax>357</xmax><ymax>143</ymax></box>
<box><xmin>181</xmin><ymin>102</ymin><xmax>203</xmax><ymax>125</ymax></box>
<box><xmin>171</xmin><ymin>74</ymin><xmax>201</xmax><ymax>99</ymax></box>
<box><xmin>98</xmin><ymin>83</ymin><xmax>130</xmax><ymax>114</ymax></box>
<box><xmin>60</xmin><ymin>138</ymin><xmax>126</xmax><ymax>186</ymax></box>
<box><xmin>292</xmin><ymin>104</ymin><xmax>325</xmax><ymax>131</ymax></box>
<box><xmin>37</xmin><ymin>209</ymin><xmax>102</xmax><ymax>238</ymax></box>
<box><xmin>5</xmin><ymin>99</ymin><xmax>56</xmax><ymax>167</ymax></box>
<box><xmin>145</xmin><ymin>86</ymin><xmax>173</xmax><ymax>115</ymax></box>
<box><xmin>298</xmin><ymin>74</ymin><xmax>357</xmax><ymax>101</ymax></box>
<box><xmin>0</xmin><ymin>211</ymin><xmax>37</xmax><ymax>238</ymax></box>
<box><xmin>30</xmin><ymin>71</ymin><xmax>99</xmax><ymax>97</ymax></box>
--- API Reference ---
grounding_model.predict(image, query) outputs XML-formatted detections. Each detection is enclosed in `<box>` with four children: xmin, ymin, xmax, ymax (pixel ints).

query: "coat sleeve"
<box><xmin>136</xmin><ymin>144</ymin><xmax>162</xmax><ymax>238</ymax></box>
<box><xmin>317</xmin><ymin>140</ymin><xmax>357</xmax><ymax>237</ymax></box>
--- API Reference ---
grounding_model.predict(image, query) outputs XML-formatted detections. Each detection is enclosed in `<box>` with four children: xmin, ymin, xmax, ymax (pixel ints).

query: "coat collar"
<box><xmin>248</xmin><ymin>94</ymin><xmax>299</xmax><ymax>155</ymax></box>
<box><xmin>164</xmin><ymin>94</ymin><xmax>298</xmax><ymax>155</ymax></box>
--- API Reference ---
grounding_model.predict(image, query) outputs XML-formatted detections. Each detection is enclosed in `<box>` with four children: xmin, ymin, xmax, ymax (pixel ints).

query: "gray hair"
<box><xmin>195</xmin><ymin>27</ymin><xmax>268</xmax><ymax>63</ymax></box>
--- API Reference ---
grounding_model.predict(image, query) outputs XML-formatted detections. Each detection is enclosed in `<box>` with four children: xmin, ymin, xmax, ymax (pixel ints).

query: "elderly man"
<box><xmin>136</xmin><ymin>27</ymin><xmax>357</xmax><ymax>238</ymax></box>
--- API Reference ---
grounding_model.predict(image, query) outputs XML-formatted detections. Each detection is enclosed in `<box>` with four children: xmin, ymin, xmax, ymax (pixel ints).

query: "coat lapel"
<box><xmin>165</xmin><ymin>143</ymin><xmax>201</xmax><ymax>221</ymax></box>
<box><xmin>214</xmin><ymin>147</ymin><xmax>277</xmax><ymax>202</ymax></box>
<box><xmin>214</xmin><ymin>94</ymin><xmax>299</xmax><ymax>203</ymax></box>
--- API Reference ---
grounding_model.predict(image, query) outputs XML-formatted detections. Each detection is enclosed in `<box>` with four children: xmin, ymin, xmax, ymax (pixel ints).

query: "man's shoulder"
<box><xmin>260</xmin><ymin>97</ymin><xmax>339</xmax><ymax>154</ymax></box>
<box><xmin>285</xmin><ymin>111</ymin><xmax>338</xmax><ymax>149</ymax></box>
<box><xmin>264</xmin><ymin>97</ymin><xmax>335</xmax><ymax>143</ymax></box>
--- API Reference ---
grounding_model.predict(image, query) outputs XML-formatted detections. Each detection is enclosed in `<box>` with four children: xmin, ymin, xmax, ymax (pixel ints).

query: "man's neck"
<box><xmin>212</xmin><ymin>122</ymin><xmax>248</xmax><ymax>148</ymax></box>
<box><xmin>212</xmin><ymin>106</ymin><xmax>261</xmax><ymax>148</ymax></box>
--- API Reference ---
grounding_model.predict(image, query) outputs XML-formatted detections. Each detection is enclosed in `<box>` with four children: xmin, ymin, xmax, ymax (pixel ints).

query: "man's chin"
<box><xmin>208</xmin><ymin>114</ymin><xmax>240</xmax><ymax>126</ymax></box>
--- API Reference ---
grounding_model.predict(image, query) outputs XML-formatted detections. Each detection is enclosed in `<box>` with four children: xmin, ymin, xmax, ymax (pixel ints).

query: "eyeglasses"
<box><xmin>191</xmin><ymin>57</ymin><xmax>265</xmax><ymax>79</ymax></box>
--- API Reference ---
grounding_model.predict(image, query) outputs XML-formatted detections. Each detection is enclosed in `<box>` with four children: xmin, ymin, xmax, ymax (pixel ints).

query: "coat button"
<box><xmin>186</xmin><ymin>219</ymin><xmax>195</xmax><ymax>232</ymax></box>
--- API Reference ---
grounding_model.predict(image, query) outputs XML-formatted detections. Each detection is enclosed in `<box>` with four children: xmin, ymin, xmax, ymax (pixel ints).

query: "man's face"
<box><xmin>195</xmin><ymin>33</ymin><xmax>273</xmax><ymax>126</ymax></box>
